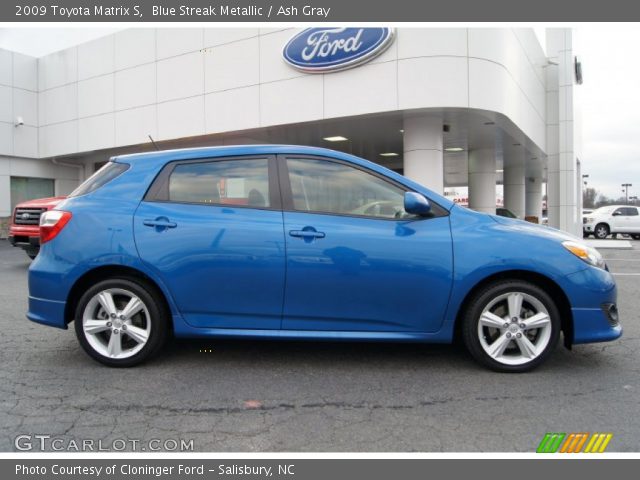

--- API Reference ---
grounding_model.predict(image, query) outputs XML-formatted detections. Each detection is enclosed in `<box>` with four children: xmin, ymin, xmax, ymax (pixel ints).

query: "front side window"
<box><xmin>286</xmin><ymin>158</ymin><xmax>410</xmax><ymax>219</ymax></box>
<box><xmin>624</xmin><ymin>207</ymin><xmax>638</xmax><ymax>216</ymax></box>
<box><xmin>614</xmin><ymin>207</ymin><xmax>629</xmax><ymax>216</ymax></box>
<box><xmin>168</xmin><ymin>158</ymin><xmax>270</xmax><ymax>207</ymax></box>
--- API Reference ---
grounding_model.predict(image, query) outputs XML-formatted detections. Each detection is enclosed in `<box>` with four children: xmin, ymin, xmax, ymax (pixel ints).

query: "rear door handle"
<box><xmin>143</xmin><ymin>219</ymin><xmax>177</xmax><ymax>228</ymax></box>
<box><xmin>289</xmin><ymin>230</ymin><xmax>325</xmax><ymax>239</ymax></box>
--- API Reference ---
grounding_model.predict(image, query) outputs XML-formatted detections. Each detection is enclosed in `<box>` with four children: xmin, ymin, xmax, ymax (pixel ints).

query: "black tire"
<box><xmin>632</xmin><ymin>234</ymin><xmax>640</xmax><ymax>240</ymax></box>
<box><xmin>25</xmin><ymin>248</ymin><xmax>38</xmax><ymax>260</ymax></box>
<box><xmin>74</xmin><ymin>277</ymin><xmax>169</xmax><ymax>367</ymax></box>
<box><xmin>462</xmin><ymin>280</ymin><xmax>561</xmax><ymax>373</ymax></box>
<box><xmin>594</xmin><ymin>223</ymin><xmax>610</xmax><ymax>239</ymax></box>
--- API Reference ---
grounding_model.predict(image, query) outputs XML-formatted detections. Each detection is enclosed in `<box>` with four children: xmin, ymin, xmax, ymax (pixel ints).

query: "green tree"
<box><xmin>583</xmin><ymin>187</ymin><xmax>598</xmax><ymax>208</ymax></box>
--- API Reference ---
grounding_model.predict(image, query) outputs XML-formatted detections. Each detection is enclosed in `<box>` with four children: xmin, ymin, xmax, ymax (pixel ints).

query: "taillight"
<box><xmin>40</xmin><ymin>210</ymin><xmax>72</xmax><ymax>244</ymax></box>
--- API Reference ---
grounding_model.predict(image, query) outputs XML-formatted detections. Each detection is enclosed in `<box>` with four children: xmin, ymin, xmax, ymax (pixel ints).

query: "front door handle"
<box><xmin>143</xmin><ymin>218</ymin><xmax>177</xmax><ymax>229</ymax></box>
<box><xmin>289</xmin><ymin>229</ymin><xmax>325</xmax><ymax>239</ymax></box>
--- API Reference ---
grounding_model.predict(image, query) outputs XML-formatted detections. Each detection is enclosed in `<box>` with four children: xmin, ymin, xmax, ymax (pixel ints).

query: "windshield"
<box><xmin>68</xmin><ymin>162</ymin><xmax>129</xmax><ymax>197</ymax></box>
<box><xmin>497</xmin><ymin>208</ymin><xmax>517</xmax><ymax>218</ymax></box>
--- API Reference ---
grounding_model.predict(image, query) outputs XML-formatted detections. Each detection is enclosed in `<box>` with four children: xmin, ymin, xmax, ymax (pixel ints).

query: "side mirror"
<box><xmin>404</xmin><ymin>192</ymin><xmax>431</xmax><ymax>216</ymax></box>
<box><xmin>612</xmin><ymin>211</ymin><xmax>622</xmax><ymax>216</ymax></box>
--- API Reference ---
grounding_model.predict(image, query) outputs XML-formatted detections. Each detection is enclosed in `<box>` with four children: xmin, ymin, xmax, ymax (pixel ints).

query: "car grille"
<box><xmin>13</xmin><ymin>207</ymin><xmax>46</xmax><ymax>226</ymax></box>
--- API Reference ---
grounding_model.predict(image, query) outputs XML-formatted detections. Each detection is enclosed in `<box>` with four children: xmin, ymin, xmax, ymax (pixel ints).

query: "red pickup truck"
<box><xmin>8</xmin><ymin>196</ymin><xmax>66</xmax><ymax>259</ymax></box>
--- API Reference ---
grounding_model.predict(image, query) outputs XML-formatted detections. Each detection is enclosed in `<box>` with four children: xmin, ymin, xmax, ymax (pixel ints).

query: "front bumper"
<box><xmin>571</xmin><ymin>306</ymin><xmax>622</xmax><ymax>343</ymax></box>
<box><xmin>563</xmin><ymin>267</ymin><xmax>622</xmax><ymax>344</ymax></box>
<box><xmin>8</xmin><ymin>234</ymin><xmax>40</xmax><ymax>248</ymax></box>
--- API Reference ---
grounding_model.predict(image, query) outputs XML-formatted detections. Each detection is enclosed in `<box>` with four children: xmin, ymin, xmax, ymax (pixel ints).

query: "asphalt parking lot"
<box><xmin>1</xmin><ymin>239</ymin><xmax>638</xmax><ymax>452</ymax></box>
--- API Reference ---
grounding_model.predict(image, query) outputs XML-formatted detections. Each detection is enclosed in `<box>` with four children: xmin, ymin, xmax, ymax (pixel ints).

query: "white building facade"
<box><xmin>0</xmin><ymin>27</ymin><xmax>581</xmax><ymax>235</ymax></box>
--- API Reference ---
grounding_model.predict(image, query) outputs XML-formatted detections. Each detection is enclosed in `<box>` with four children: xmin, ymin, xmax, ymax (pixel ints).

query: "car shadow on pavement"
<box><xmin>161</xmin><ymin>337</ymin><xmax>470</xmax><ymax>369</ymax></box>
<box><xmin>145</xmin><ymin>336</ymin><xmax>624</xmax><ymax>376</ymax></box>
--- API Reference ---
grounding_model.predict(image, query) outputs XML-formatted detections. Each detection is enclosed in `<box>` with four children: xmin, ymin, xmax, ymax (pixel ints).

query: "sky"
<box><xmin>0</xmin><ymin>26</ymin><xmax>637</xmax><ymax>200</ymax></box>
<box><xmin>575</xmin><ymin>26</ymin><xmax>640</xmax><ymax>200</ymax></box>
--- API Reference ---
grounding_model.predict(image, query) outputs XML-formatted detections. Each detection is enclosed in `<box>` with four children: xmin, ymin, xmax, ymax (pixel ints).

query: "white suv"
<box><xmin>583</xmin><ymin>205</ymin><xmax>640</xmax><ymax>239</ymax></box>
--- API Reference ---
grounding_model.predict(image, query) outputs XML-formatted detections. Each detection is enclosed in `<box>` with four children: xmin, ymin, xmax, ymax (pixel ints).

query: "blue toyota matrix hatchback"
<box><xmin>28</xmin><ymin>146</ymin><xmax>621</xmax><ymax>371</ymax></box>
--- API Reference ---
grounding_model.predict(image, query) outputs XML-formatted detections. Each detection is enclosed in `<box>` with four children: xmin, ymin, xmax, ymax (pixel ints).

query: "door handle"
<box><xmin>143</xmin><ymin>219</ymin><xmax>177</xmax><ymax>228</ymax></box>
<box><xmin>289</xmin><ymin>229</ymin><xmax>325</xmax><ymax>239</ymax></box>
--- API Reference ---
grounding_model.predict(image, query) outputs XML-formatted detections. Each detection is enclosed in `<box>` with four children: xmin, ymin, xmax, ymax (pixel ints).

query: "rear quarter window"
<box><xmin>68</xmin><ymin>162</ymin><xmax>129</xmax><ymax>197</ymax></box>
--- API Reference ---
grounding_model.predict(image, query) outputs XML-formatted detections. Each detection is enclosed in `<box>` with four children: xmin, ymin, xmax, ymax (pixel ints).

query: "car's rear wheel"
<box><xmin>594</xmin><ymin>223</ymin><xmax>610</xmax><ymax>239</ymax></box>
<box><xmin>632</xmin><ymin>234</ymin><xmax>640</xmax><ymax>240</ymax></box>
<box><xmin>74</xmin><ymin>278</ymin><xmax>168</xmax><ymax>367</ymax></box>
<box><xmin>462</xmin><ymin>280</ymin><xmax>561</xmax><ymax>372</ymax></box>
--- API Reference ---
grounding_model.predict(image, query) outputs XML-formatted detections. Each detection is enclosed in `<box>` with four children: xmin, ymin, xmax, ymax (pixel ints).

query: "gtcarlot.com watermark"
<box><xmin>14</xmin><ymin>434</ymin><xmax>194</xmax><ymax>452</ymax></box>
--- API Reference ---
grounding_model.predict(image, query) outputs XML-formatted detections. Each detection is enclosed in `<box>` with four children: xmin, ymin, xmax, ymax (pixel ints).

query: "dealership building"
<box><xmin>0</xmin><ymin>27</ymin><xmax>581</xmax><ymax>235</ymax></box>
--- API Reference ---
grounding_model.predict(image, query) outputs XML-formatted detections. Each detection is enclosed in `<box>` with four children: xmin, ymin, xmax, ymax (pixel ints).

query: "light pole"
<box><xmin>582</xmin><ymin>174</ymin><xmax>589</xmax><ymax>186</ymax></box>
<box><xmin>622</xmin><ymin>183</ymin><xmax>633</xmax><ymax>204</ymax></box>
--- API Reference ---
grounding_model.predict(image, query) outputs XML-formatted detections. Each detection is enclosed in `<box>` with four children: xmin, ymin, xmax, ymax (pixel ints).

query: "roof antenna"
<box><xmin>148</xmin><ymin>135</ymin><xmax>160</xmax><ymax>151</ymax></box>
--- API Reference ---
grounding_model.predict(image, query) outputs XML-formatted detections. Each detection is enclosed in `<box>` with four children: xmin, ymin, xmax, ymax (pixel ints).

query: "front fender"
<box><xmin>438</xmin><ymin>207</ymin><xmax>590</xmax><ymax>338</ymax></box>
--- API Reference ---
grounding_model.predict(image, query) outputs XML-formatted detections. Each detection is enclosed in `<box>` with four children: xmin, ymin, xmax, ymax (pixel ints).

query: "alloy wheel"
<box><xmin>81</xmin><ymin>288</ymin><xmax>151</xmax><ymax>359</ymax></box>
<box><xmin>595</xmin><ymin>225</ymin><xmax>609</xmax><ymax>239</ymax></box>
<box><xmin>477</xmin><ymin>291</ymin><xmax>552</xmax><ymax>366</ymax></box>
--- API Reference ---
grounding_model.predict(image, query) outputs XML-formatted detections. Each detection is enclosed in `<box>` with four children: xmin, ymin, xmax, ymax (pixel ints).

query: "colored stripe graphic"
<box><xmin>559</xmin><ymin>433</ymin><xmax>589</xmax><ymax>453</ymax></box>
<box><xmin>537</xmin><ymin>433</ymin><xmax>566</xmax><ymax>453</ymax></box>
<box><xmin>538</xmin><ymin>432</ymin><xmax>613</xmax><ymax>453</ymax></box>
<box><xmin>584</xmin><ymin>433</ymin><xmax>613</xmax><ymax>453</ymax></box>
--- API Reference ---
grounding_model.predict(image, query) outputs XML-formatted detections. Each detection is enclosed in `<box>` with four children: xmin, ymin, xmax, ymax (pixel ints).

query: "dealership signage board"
<box><xmin>283</xmin><ymin>27</ymin><xmax>395</xmax><ymax>73</ymax></box>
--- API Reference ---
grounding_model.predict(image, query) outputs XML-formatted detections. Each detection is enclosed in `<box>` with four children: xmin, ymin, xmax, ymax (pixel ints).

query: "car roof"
<box><xmin>597</xmin><ymin>205</ymin><xmax>636</xmax><ymax>209</ymax></box>
<box><xmin>112</xmin><ymin>145</ymin><xmax>357</xmax><ymax>164</ymax></box>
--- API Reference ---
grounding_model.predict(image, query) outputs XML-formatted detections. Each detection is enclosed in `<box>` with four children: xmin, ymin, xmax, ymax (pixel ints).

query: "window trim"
<box><xmin>276</xmin><ymin>154</ymin><xmax>448</xmax><ymax>221</ymax></box>
<box><xmin>143</xmin><ymin>155</ymin><xmax>281</xmax><ymax>211</ymax></box>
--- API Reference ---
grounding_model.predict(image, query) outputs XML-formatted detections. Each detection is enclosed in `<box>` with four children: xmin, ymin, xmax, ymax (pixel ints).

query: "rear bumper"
<box><xmin>27</xmin><ymin>296</ymin><xmax>67</xmax><ymax>329</ymax></box>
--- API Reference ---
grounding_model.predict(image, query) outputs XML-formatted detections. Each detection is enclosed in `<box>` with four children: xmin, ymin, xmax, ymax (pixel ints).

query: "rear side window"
<box><xmin>167</xmin><ymin>158</ymin><xmax>270</xmax><ymax>207</ymax></box>
<box><xmin>68</xmin><ymin>162</ymin><xmax>129</xmax><ymax>197</ymax></box>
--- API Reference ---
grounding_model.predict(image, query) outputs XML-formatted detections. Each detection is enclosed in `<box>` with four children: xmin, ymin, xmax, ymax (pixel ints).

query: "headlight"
<box><xmin>562</xmin><ymin>241</ymin><xmax>606</xmax><ymax>269</ymax></box>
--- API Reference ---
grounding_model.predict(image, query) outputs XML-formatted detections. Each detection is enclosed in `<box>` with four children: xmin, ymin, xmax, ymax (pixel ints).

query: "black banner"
<box><xmin>4</xmin><ymin>459</ymin><xmax>640</xmax><ymax>480</ymax></box>
<box><xmin>4</xmin><ymin>0</ymin><xmax>640</xmax><ymax>22</ymax></box>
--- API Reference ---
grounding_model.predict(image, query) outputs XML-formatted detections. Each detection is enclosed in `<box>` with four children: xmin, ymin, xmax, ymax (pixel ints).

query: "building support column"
<box><xmin>525</xmin><ymin>175</ymin><xmax>543</xmax><ymax>222</ymax></box>
<box><xmin>468</xmin><ymin>148</ymin><xmax>496</xmax><ymax>213</ymax></box>
<box><xmin>402</xmin><ymin>115</ymin><xmax>443</xmax><ymax>194</ymax></box>
<box><xmin>503</xmin><ymin>160</ymin><xmax>526</xmax><ymax>219</ymax></box>
<box><xmin>546</xmin><ymin>27</ymin><xmax>580</xmax><ymax>236</ymax></box>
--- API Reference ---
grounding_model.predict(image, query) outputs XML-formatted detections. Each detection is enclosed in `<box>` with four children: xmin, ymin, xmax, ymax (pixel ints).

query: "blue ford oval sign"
<box><xmin>283</xmin><ymin>28</ymin><xmax>395</xmax><ymax>73</ymax></box>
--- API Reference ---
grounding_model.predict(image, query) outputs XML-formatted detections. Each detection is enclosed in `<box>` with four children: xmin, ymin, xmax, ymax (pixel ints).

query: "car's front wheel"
<box><xmin>594</xmin><ymin>223</ymin><xmax>610</xmax><ymax>239</ymax></box>
<box><xmin>74</xmin><ymin>278</ymin><xmax>168</xmax><ymax>367</ymax></box>
<box><xmin>462</xmin><ymin>280</ymin><xmax>561</xmax><ymax>372</ymax></box>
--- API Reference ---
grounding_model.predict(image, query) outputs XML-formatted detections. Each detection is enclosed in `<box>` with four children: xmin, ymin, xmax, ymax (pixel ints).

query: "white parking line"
<box><xmin>612</xmin><ymin>273</ymin><xmax>640</xmax><ymax>276</ymax></box>
<box><xmin>604</xmin><ymin>258</ymin><xmax>640</xmax><ymax>262</ymax></box>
